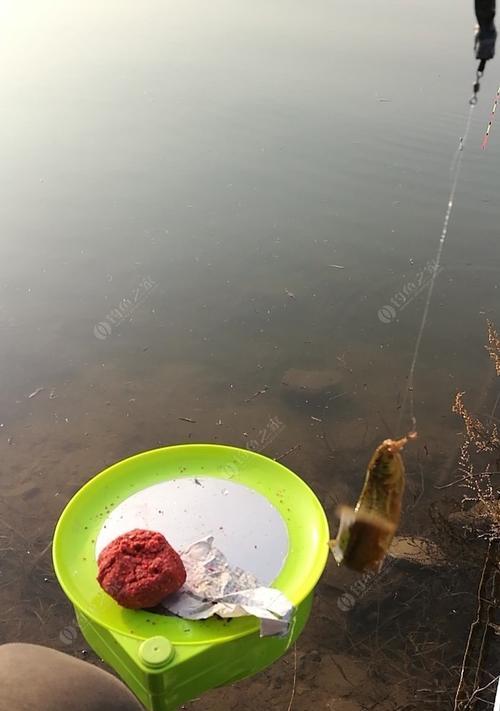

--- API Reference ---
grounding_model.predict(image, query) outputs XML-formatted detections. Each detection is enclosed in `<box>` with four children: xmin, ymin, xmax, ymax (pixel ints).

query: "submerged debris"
<box><xmin>388</xmin><ymin>535</ymin><xmax>448</xmax><ymax>568</ymax></box>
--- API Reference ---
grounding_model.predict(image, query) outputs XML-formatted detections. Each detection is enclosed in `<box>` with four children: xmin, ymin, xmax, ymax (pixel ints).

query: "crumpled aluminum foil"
<box><xmin>162</xmin><ymin>536</ymin><xmax>294</xmax><ymax>637</ymax></box>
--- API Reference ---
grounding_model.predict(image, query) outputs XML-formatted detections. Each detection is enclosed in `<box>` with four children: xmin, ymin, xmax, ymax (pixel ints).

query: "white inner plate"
<box><xmin>95</xmin><ymin>477</ymin><xmax>289</xmax><ymax>585</ymax></box>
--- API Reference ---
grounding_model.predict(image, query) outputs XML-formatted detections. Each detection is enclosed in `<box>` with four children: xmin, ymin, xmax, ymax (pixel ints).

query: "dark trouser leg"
<box><xmin>0</xmin><ymin>643</ymin><xmax>144</xmax><ymax>711</ymax></box>
<box><xmin>475</xmin><ymin>0</ymin><xmax>496</xmax><ymax>28</ymax></box>
<box><xmin>475</xmin><ymin>0</ymin><xmax>497</xmax><ymax>59</ymax></box>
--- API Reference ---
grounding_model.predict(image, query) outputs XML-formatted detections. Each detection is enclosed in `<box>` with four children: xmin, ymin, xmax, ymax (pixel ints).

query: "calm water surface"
<box><xmin>1</xmin><ymin>1</ymin><xmax>499</xmax><ymax>708</ymax></box>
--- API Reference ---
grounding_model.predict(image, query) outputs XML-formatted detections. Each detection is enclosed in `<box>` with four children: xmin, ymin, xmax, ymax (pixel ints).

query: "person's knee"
<box><xmin>0</xmin><ymin>643</ymin><xmax>144</xmax><ymax>711</ymax></box>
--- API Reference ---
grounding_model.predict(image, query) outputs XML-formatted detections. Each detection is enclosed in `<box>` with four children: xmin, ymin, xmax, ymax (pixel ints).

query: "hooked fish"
<box><xmin>329</xmin><ymin>433</ymin><xmax>416</xmax><ymax>573</ymax></box>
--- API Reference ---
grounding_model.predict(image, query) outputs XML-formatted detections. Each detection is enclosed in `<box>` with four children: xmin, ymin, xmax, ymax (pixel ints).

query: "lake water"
<box><xmin>1</xmin><ymin>1</ymin><xmax>499</xmax><ymax>708</ymax></box>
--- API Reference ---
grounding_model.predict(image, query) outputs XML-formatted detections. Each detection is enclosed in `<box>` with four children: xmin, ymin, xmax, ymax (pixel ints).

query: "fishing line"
<box><xmin>449</xmin><ymin>137</ymin><xmax>464</xmax><ymax>175</ymax></box>
<box><xmin>398</xmin><ymin>102</ymin><xmax>476</xmax><ymax>433</ymax></box>
<box><xmin>481</xmin><ymin>85</ymin><xmax>500</xmax><ymax>149</ymax></box>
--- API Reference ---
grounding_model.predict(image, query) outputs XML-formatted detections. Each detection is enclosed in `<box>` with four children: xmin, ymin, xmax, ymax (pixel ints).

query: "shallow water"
<box><xmin>1</xmin><ymin>0</ymin><xmax>500</xmax><ymax>708</ymax></box>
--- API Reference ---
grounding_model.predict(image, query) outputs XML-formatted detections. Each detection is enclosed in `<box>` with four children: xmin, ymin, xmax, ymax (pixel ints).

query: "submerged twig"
<box><xmin>244</xmin><ymin>386</ymin><xmax>269</xmax><ymax>403</ymax></box>
<box><xmin>320</xmin><ymin>431</ymin><xmax>336</xmax><ymax>458</ymax></box>
<box><xmin>26</xmin><ymin>540</ymin><xmax>52</xmax><ymax>572</ymax></box>
<box><xmin>274</xmin><ymin>444</ymin><xmax>301</xmax><ymax>462</ymax></box>
<box><xmin>0</xmin><ymin>515</ymin><xmax>28</xmax><ymax>543</ymax></box>
<box><xmin>434</xmin><ymin>476</ymin><xmax>469</xmax><ymax>490</ymax></box>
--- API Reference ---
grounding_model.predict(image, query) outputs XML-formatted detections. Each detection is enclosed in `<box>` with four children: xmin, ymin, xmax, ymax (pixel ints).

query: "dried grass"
<box><xmin>451</xmin><ymin>321</ymin><xmax>500</xmax><ymax>709</ymax></box>
<box><xmin>450</xmin><ymin>322</ymin><xmax>500</xmax><ymax>541</ymax></box>
<box><xmin>485</xmin><ymin>320</ymin><xmax>500</xmax><ymax>376</ymax></box>
<box><xmin>452</xmin><ymin>392</ymin><xmax>499</xmax><ymax>453</ymax></box>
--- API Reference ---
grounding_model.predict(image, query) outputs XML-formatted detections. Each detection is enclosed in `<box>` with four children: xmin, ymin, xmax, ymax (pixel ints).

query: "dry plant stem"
<box><xmin>453</xmin><ymin>541</ymin><xmax>499</xmax><ymax>710</ymax></box>
<box><xmin>285</xmin><ymin>643</ymin><xmax>297</xmax><ymax>711</ymax></box>
<box><xmin>465</xmin><ymin>675</ymin><xmax>500</xmax><ymax>708</ymax></box>
<box><xmin>453</xmin><ymin>392</ymin><xmax>499</xmax><ymax>452</ymax></box>
<box><xmin>330</xmin><ymin>655</ymin><xmax>353</xmax><ymax>686</ymax></box>
<box><xmin>440</xmin><ymin>367</ymin><xmax>498</xmax><ymax>486</ymax></box>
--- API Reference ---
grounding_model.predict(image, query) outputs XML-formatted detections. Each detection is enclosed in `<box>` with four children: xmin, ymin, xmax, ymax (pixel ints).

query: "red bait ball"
<box><xmin>97</xmin><ymin>529</ymin><xmax>186</xmax><ymax>609</ymax></box>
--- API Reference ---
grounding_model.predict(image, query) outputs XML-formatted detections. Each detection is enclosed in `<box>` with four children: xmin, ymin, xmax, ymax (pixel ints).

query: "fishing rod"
<box><xmin>471</xmin><ymin>0</ymin><xmax>497</xmax><ymax>103</ymax></box>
